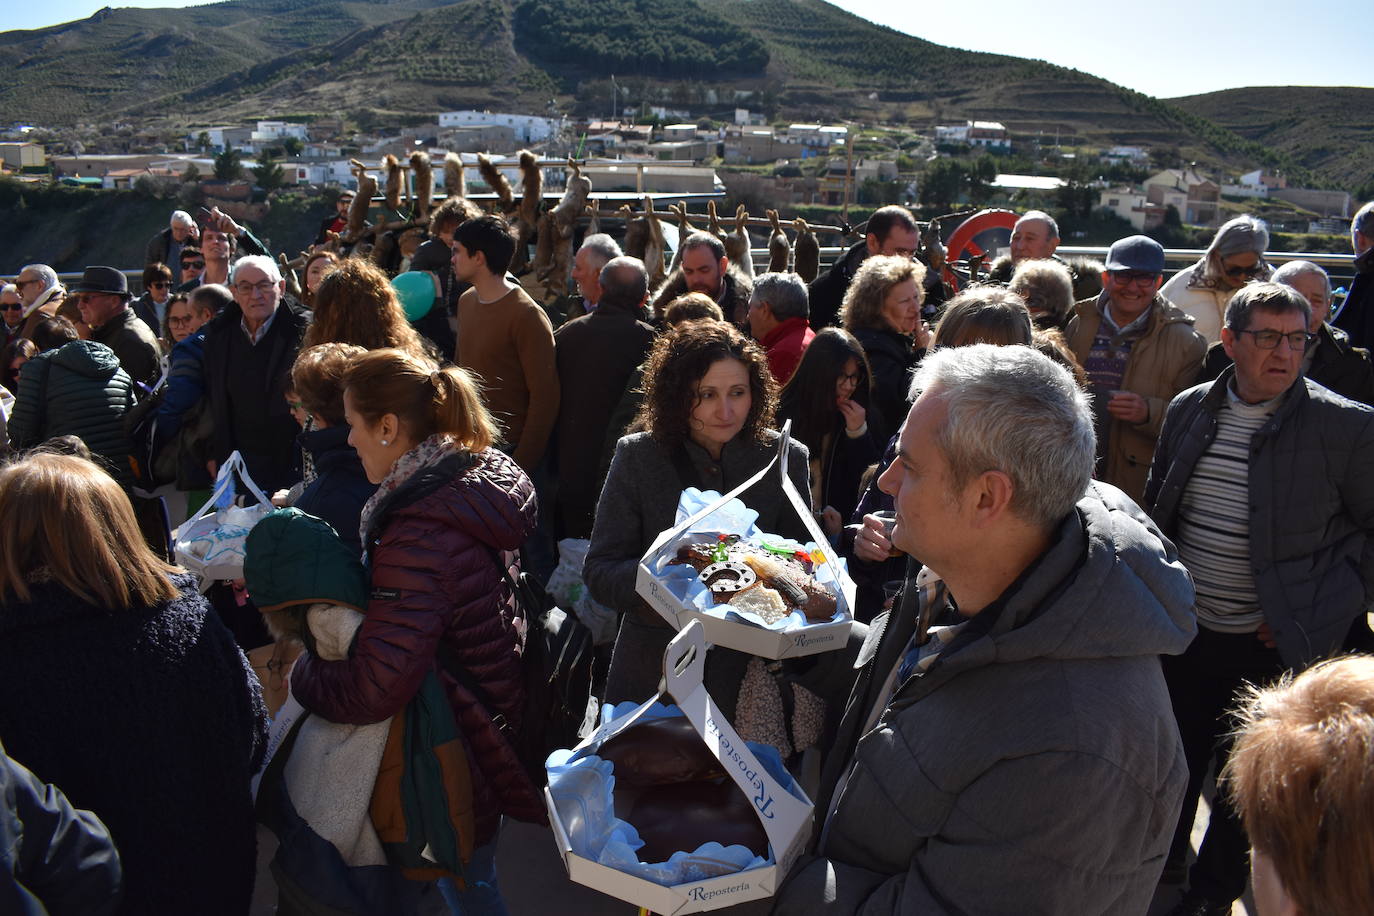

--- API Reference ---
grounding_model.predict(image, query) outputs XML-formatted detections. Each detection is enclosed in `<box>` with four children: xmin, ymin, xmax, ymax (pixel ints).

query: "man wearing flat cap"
<box><xmin>71</xmin><ymin>266</ymin><xmax>162</xmax><ymax>390</ymax></box>
<box><xmin>1066</xmin><ymin>236</ymin><xmax>1207</xmax><ymax>505</ymax></box>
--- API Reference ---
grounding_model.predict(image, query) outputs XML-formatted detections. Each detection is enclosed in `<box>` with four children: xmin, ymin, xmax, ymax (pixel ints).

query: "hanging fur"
<box><xmin>545</xmin><ymin>218</ymin><xmax>574</xmax><ymax>299</ymax></box>
<box><xmin>410</xmin><ymin>152</ymin><xmax>433</xmax><ymax>221</ymax></box>
<box><xmin>443</xmin><ymin>152</ymin><xmax>466</xmax><ymax>200</ymax></box>
<box><xmin>585</xmin><ymin>203</ymin><xmax>600</xmax><ymax>237</ymax></box>
<box><xmin>643</xmin><ymin>196</ymin><xmax>667</xmax><ymax>289</ymax></box>
<box><xmin>553</xmin><ymin>159</ymin><xmax>591</xmax><ymax>233</ymax></box>
<box><xmin>279</xmin><ymin>253</ymin><xmax>302</xmax><ymax>300</ymax></box>
<box><xmin>532</xmin><ymin>211</ymin><xmax>557</xmax><ymax>282</ymax></box>
<box><xmin>371</xmin><ymin>230</ymin><xmax>397</xmax><ymax>271</ymax></box>
<box><xmin>793</xmin><ymin>218</ymin><xmax>820</xmax><ymax>283</ymax></box>
<box><xmin>767</xmin><ymin>209</ymin><xmax>791</xmax><ymax>273</ymax></box>
<box><xmin>382</xmin><ymin>154</ymin><xmax>402</xmax><ymax>213</ymax></box>
<box><xmin>517</xmin><ymin>150</ymin><xmax>542</xmax><ymax>229</ymax></box>
<box><xmin>621</xmin><ymin>204</ymin><xmax>649</xmax><ymax>262</ymax></box>
<box><xmin>347</xmin><ymin>161</ymin><xmax>375</xmax><ymax>241</ymax></box>
<box><xmin>707</xmin><ymin>200</ymin><xmax>725</xmax><ymax>241</ymax></box>
<box><xmin>477</xmin><ymin>154</ymin><xmax>515</xmax><ymax>214</ymax></box>
<box><xmin>725</xmin><ymin>205</ymin><xmax>753</xmax><ymax>279</ymax></box>
<box><xmin>667</xmin><ymin>201</ymin><xmax>695</xmax><ymax>271</ymax></box>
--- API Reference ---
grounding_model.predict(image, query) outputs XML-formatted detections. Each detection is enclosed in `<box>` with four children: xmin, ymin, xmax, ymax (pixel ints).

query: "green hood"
<box><xmin>244</xmin><ymin>508</ymin><xmax>369</xmax><ymax>613</ymax></box>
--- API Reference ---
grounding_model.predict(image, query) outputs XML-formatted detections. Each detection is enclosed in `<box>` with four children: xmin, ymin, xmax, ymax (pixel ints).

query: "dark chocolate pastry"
<box><xmin>598</xmin><ymin>717</ymin><xmax>726</xmax><ymax>786</ymax></box>
<box><xmin>627</xmin><ymin>778</ymin><xmax>768</xmax><ymax>863</ymax></box>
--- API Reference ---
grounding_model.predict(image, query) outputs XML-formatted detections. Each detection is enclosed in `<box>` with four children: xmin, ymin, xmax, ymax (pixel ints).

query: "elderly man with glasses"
<box><xmin>1</xmin><ymin>284</ymin><xmax>23</xmax><ymax>347</ymax></box>
<box><xmin>1066</xmin><ymin>234</ymin><xmax>1207</xmax><ymax>504</ymax></box>
<box><xmin>199</xmin><ymin>255</ymin><xmax>309</xmax><ymax>493</ymax></box>
<box><xmin>70</xmin><ymin>265</ymin><xmax>162</xmax><ymax>389</ymax></box>
<box><xmin>1144</xmin><ymin>281</ymin><xmax>1374</xmax><ymax>916</ymax></box>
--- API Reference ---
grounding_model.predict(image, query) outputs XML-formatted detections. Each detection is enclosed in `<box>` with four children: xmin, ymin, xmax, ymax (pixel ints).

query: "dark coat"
<box><xmin>7</xmin><ymin>341</ymin><xmax>136</xmax><ymax>488</ymax></box>
<box><xmin>0</xmin><ymin>575</ymin><xmax>267</xmax><ymax>916</ymax></box>
<box><xmin>144</xmin><ymin>227</ymin><xmax>181</xmax><ymax>268</ymax></box>
<box><xmin>808</xmin><ymin>240</ymin><xmax>867</xmax><ymax>331</ymax></box>
<box><xmin>89</xmin><ymin>307</ymin><xmax>161</xmax><ymax>390</ymax></box>
<box><xmin>289</xmin><ymin>448</ymin><xmax>545</xmax><ymax>846</ymax></box>
<box><xmin>552</xmin><ymin>300</ymin><xmax>656</xmax><ymax>539</ymax></box>
<box><xmin>0</xmin><ymin>739</ymin><xmax>122</xmax><ymax>916</ymax></box>
<box><xmin>152</xmin><ymin>328</ymin><xmax>213</xmax><ymax>489</ymax></box>
<box><xmin>1145</xmin><ymin>369</ymin><xmax>1374</xmax><ymax>668</ymax></box>
<box><xmin>292</xmin><ymin>424</ymin><xmax>376</xmax><ymax>556</ymax></box>
<box><xmin>1198</xmin><ymin>322</ymin><xmax>1374</xmax><ymax>406</ymax></box>
<box><xmin>648</xmin><ymin>266</ymin><xmax>752</xmax><ymax>325</ymax></box>
<box><xmin>1334</xmin><ymin>247</ymin><xmax>1374</xmax><ymax>351</ymax></box>
<box><xmin>201</xmin><ymin>299</ymin><xmax>310</xmax><ymax>492</ymax></box>
<box><xmin>850</xmin><ymin>325</ymin><xmax>916</xmax><ymax>446</ymax></box>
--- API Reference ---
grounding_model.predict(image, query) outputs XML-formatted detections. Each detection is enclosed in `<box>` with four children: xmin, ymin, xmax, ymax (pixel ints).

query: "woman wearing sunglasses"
<box><xmin>1161</xmin><ymin>214</ymin><xmax>1272</xmax><ymax>344</ymax></box>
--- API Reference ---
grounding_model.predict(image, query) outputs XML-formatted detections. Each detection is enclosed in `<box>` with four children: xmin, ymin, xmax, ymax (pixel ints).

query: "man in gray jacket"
<box><xmin>1144</xmin><ymin>281</ymin><xmax>1374</xmax><ymax>916</ymax></box>
<box><xmin>774</xmin><ymin>344</ymin><xmax>1195</xmax><ymax>915</ymax></box>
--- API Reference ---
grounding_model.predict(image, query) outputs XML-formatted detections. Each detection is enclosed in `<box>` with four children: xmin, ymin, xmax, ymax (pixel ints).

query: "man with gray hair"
<box><xmin>200</xmin><ymin>254</ymin><xmax>309</xmax><ymax>491</ymax></box>
<box><xmin>1334</xmin><ymin>200</ymin><xmax>1374</xmax><ymax>350</ymax></box>
<box><xmin>563</xmin><ymin>232</ymin><xmax>623</xmax><ymax>323</ymax></box>
<box><xmin>146</xmin><ymin>209</ymin><xmax>199</xmax><ymax>269</ymax></box>
<box><xmin>775</xmin><ymin>344</ymin><xmax>1195</xmax><ymax>915</ymax></box>
<box><xmin>1009</xmin><ymin>209</ymin><xmax>1060</xmax><ymax>263</ymax></box>
<box><xmin>12</xmin><ymin>263</ymin><xmax>78</xmax><ymax>340</ymax></box>
<box><xmin>553</xmin><ymin>256</ymin><xmax>655</xmax><ymax>538</ymax></box>
<box><xmin>746</xmin><ymin>271</ymin><xmax>814</xmax><ymax>384</ymax></box>
<box><xmin>1200</xmin><ymin>259</ymin><xmax>1373</xmax><ymax>404</ymax></box>
<box><xmin>1146</xmin><ymin>281</ymin><xmax>1374</xmax><ymax>915</ymax></box>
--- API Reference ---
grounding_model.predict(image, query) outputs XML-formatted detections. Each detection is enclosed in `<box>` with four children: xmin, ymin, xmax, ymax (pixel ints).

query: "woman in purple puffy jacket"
<box><xmin>289</xmin><ymin>347</ymin><xmax>543</xmax><ymax>915</ymax></box>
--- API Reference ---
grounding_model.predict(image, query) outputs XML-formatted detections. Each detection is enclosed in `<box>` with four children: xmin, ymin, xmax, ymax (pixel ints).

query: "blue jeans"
<box><xmin>437</xmin><ymin>838</ymin><xmax>506</xmax><ymax>916</ymax></box>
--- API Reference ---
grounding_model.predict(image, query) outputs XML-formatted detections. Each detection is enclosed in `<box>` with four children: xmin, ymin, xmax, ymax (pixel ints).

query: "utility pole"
<box><xmin>843</xmin><ymin>132</ymin><xmax>855</xmax><ymax>222</ymax></box>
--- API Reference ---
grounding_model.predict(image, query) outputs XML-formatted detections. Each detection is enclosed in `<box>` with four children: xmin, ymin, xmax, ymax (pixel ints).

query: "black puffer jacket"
<box><xmin>7</xmin><ymin>341</ymin><xmax>136</xmax><ymax>487</ymax></box>
<box><xmin>0</xmin><ymin>575</ymin><xmax>267</xmax><ymax>915</ymax></box>
<box><xmin>1145</xmin><ymin>369</ymin><xmax>1374</xmax><ymax>667</ymax></box>
<box><xmin>850</xmin><ymin>325</ymin><xmax>917</xmax><ymax>446</ymax></box>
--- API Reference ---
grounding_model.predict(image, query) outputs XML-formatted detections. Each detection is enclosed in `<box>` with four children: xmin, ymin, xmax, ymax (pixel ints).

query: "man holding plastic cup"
<box><xmin>1065</xmin><ymin>234</ymin><xmax>1207</xmax><ymax>506</ymax></box>
<box><xmin>773</xmin><ymin>344</ymin><xmax>1195</xmax><ymax>915</ymax></box>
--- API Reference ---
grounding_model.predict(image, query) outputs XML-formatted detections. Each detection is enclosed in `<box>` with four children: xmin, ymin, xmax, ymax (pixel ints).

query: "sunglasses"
<box><xmin>150</xmin><ymin>281</ymin><xmax>171</xmax><ymax>289</ymax></box>
<box><xmin>1</xmin><ymin>303</ymin><xmax>22</xmax><ymax>311</ymax></box>
<box><xmin>1223</xmin><ymin>262</ymin><xmax>1267</xmax><ymax>279</ymax></box>
<box><xmin>1109</xmin><ymin>270</ymin><xmax>1161</xmax><ymax>286</ymax></box>
<box><xmin>182</xmin><ymin>260</ymin><xmax>205</xmax><ymax>270</ymax></box>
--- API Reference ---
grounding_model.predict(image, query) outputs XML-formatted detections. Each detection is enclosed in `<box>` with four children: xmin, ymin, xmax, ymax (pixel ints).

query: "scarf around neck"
<box><xmin>357</xmin><ymin>434</ymin><xmax>457</xmax><ymax>548</ymax></box>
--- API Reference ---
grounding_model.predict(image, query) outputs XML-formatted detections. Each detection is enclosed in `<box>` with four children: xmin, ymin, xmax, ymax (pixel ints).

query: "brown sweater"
<box><xmin>456</xmin><ymin>284</ymin><xmax>560</xmax><ymax>470</ymax></box>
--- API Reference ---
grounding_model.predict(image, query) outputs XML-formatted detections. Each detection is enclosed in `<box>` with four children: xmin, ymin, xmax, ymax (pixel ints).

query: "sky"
<box><xmin>7</xmin><ymin>0</ymin><xmax>1373</xmax><ymax>100</ymax></box>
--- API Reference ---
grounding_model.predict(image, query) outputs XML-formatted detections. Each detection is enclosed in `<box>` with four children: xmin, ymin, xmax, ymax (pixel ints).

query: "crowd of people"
<box><xmin>2</xmin><ymin>195</ymin><xmax>1374</xmax><ymax>916</ymax></box>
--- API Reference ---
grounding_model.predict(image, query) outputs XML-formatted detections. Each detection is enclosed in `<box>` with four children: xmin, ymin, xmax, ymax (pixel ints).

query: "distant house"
<box><xmin>723</xmin><ymin>128</ymin><xmax>805</xmax><ymax>165</ymax></box>
<box><xmin>252</xmin><ymin>121</ymin><xmax>308</xmax><ymax>143</ymax></box>
<box><xmin>437</xmin><ymin>124</ymin><xmax>517</xmax><ymax>153</ymax></box>
<box><xmin>1100</xmin><ymin>145</ymin><xmax>1148</xmax><ymax>164</ymax></box>
<box><xmin>648</xmin><ymin>139</ymin><xmax>713</xmax><ymax>161</ymax></box>
<box><xmin>1145</xmin><ymin>169</ymin><xmax>1219</xmax><ymax>227</ymax></box>
<box><xmin>581</xmin><ymin>162</ymin><xmax>722</xmax><ymax>195</ymax></box>
<box><xmin>190</xmin><ymin>126</ymin><xmax>254</xmax><ymax>153</ymax></box>
<box><xmin>661</xmin><ymin>124</ymin><xmax>698</xmax><ymax>142</ymax></box>
<box><xmin>438</xmin><ymin>110</ymin><xmax>562</xmax><ymax>144</ymax></box>
<box><xmin>1270</xmin><ymin>187</ymin><xmax>1352</xmax><ymax>219</ymax></box>
<box><xmin>1099</xmin><ymin>186</ymin><xmax>1168</xmax><ymax>232</ymax></box>
<box><xmin>936</xmin><ymin>120</ymin><xmax>1009</xmax><ymax>152</ymax></box>
<box><xmin>0</xmin><ymin>142</ymin><xmax>45</xmax><ymax>170</ymax></box>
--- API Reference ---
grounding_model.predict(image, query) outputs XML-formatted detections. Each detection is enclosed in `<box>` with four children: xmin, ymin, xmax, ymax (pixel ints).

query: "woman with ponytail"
<box><xmin>287</xmin><ymin>347</ymin><xmax>541</xmax><ymax>915</ymax></box>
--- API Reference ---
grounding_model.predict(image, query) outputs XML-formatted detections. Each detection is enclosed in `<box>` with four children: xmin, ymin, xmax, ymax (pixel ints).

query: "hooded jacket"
<box><xmin>1067</xmin><ymin>293</ymin><xmax>1208</xmax><ymax>504</ymax></box>
<box><xmin>1145</xmin><ymin>369</ymin><xmax>1374</xmax><ymax>668</ymax></box>
<box><xmin>773</xmin><ymin>482</ymin><xmax>1195</xmax><ymax>915</ymax></box>
<box><xmin>289</xmin><ymin>447</ymin><xmax>544</xmax><ymax>846</ymax></box>
<box><xmin>7</xmin><ymin>340</ymin><xmax>136</xmax><ymax>488</ymax></box>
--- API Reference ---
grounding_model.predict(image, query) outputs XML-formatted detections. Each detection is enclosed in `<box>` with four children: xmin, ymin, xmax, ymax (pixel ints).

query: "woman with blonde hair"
<box><xmin>839</xmin><ymin>254</ymin><xmax>930</xmax><ymax>444</ymax></box>
<box><xmin>287</xmin><ymin>348</ymin><xmax>542</xmax><ymax>915</ymax></box>
<box><xmin>1009</xmin><ymin>258</ymin><xmax>1076</xmax><ymax>330</ymax></box>
<box><xmin>0</xmin><ymin>451</ymin><xmax>266</xmax><ymax>916</ymax></box>
<box><xmin>932</xmin><ymin>286</ymin><xmax>1034</xmax><ymax>349</ymax></box>
<box><xmin>1161</xmin><ymin>214</ymin><xmax>1272</xmax><ymax>343</ymax></box>
<box><xmin>301</xmin><ymin>257</ymin><xmax>430</xmax><ymax>358</ymax></box>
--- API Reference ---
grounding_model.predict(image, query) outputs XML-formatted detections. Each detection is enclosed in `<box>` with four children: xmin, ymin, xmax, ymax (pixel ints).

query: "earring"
<box><xmin>381</xmin><ymin>439</ymin><xmax>389</xmax><ymax>446</ymax></box>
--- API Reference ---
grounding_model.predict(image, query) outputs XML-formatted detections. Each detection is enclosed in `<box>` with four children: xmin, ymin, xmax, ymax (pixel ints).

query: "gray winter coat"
<box><xmin>1145</xmin><ymin>368</ymin><xmax>1374</xmax><ymax>668</ymax></box>
<box><xmin>772</xmin><ymin>482</ymin><xmax>1195</xmax><ymax>915</ymax></box>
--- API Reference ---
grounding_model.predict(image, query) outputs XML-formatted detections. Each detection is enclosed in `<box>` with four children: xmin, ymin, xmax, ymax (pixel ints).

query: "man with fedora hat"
<box><xmin>1066</xmin><ymin>235</ymin><xmax>1207</xmax><ymax>505</ymax></box>
<box><xmin>71</xmin><ymin>265</ymin><xmax>162</xmax><ymax>390</ymax></box>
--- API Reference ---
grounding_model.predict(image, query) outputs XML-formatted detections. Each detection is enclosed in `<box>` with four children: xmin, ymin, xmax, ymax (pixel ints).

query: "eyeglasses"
<box><xmin>73</xmin><ymin>293</ymin><xmax>116</xmax><ymax>305</ymax></box>
<box><xmin>1109</xmin><ymin>270</ymin><xmax>1161</xmax><ymax>286</ymax></box>
<box><xmin>1233</xmin><ymin>328</ymin><xmax>1315</xmax><ymax>351</ymax></box>
<box><xmin>1</xmin><ymin>303</ymin><xmax>22</xmax><ymax>312</ymax></box>
<box><xmin>149</xmin><ymin>281</ymin><xmax>171</xmax><ymax>289</ymax></box>
<box><xmin>234</xmin><ymin>281</ymin><xmax>277</xmax><ymax>296</ymax></box>
<box><xmin>167</xmin><ymin>315</ymin><xmax>195</xmax><ymax>326</ymax></box>
<box><xmin>14</xmin><ymin>277</ymin><xmax>37</xmax><ymax>288</ymax></box>
<box><xmin>181</xmin><ymin>260</ymin><xmax>205</xmax><ymax>270</ymax></box>
<box><xmin>1223</xmin><ymin>262</ymin><xmax>1267</xmax><ymax>279</ymax></box>
<box><xmin>839</xmin><ymin>373</ymin><xmax>861</xmax><ymax>385</ymax></box>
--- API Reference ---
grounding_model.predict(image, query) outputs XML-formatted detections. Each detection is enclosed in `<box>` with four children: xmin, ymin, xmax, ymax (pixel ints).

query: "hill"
<box><xmin>1169</xmin><ymin>86</ymin><xmax>1374</xmax><ymax>190</ymax></box>
<box><xmin>0</xmin><ymin>0</ymin><xmax>1338</xmax><ymax>185</ymax></box>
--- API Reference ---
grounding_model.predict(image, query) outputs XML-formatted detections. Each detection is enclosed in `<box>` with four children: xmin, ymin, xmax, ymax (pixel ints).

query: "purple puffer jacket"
<box><xmin>290</xmin><ymin>447</ymin><xmax>545</xmax><ymax>844</ymax></box>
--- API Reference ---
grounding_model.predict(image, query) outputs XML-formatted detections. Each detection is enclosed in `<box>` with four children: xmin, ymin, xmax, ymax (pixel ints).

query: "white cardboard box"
<box><xmin>546</xmin><ymin>621</ymin><xmax>814</xmax><ymax>914</ymax></box>
<box><xmin>635</xmin><ymin>424</ymin><xmax>856</xmax><ymax>659</ymax></box>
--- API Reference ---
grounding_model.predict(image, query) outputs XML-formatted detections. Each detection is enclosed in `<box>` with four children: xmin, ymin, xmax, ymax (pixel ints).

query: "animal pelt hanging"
<box><xmin>793</xmin><ymin>218</ymin><xmax>820</xmax><ymax>283</ymax></box>
<box><xmin>667</xmin><ymin>201</ymin><xmax>695</xmax><ymax>271</ymax></box>
<box><xmin>511</xmin><ymin>150</ymin><xmax>542</xmax><ymax>274</ymax></box>
<box><xmin>532</xmin><ymin>211</ymin><xmax>557</xmax><ymax>282</ymax></box>
<box><xmin>621</xmin><ymin>204</ymin><xmax>649</xmax><ymax>262</ymax></box>
<box><xmin>443</xmin><ymin>152</ymin><xmax>466</xmax><ymax>200</ymax></box>
<box><xmin>585</xmin><ymin>203</ymin><xmax>601</xmax><ymax>237</ymax></box>
<box><xmin>346</xmin><ymin>160</ymin><xmax>375</xmax><ymax>242</ymax></box>
<box><xmin>382</xmin><ymin>154</ymin><xmax>403</xmax><ymax>213</ymax></box>
<box><xmin>279</xmin><ymin>253</ymin><xmax>302</xmax><ymax>300</ymax></box>
<box><xmin>477</xmin><ymin>154</ymin><xmax>516</xmax><ymax>215</ymax></box>
<box><xmin>642</xmin><ymin>196</ymin><xmax>667</xmax><ymax>289</ymax></box>
<box><xmin>707</xmin><ymin>200</ymin><xmax>726</xmax><ymax>242</ymax></box>
<box><xmin>553</xmin><ymin>159</ymin><xmax>591</xmax><ymax>234</ymax></box>
<box><xmin>725</xmin><ymin>205</ymin><xmax>754</xmax><ymax>279</ymax></box>
<box><xmin>409</xmin><ymin>152</ymin><xmax>433</xmax><ymax>222</ymax></box>
<box><xmin>767</xmin><ymin>210</ymin><xmax>791</xmax><ymax>273</ymax></box>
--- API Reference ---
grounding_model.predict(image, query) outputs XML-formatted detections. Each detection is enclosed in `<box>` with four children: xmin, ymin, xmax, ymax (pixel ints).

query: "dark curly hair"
<box><xmin>634</xmin><ymin>320</ymin><xmax>777</xmax><ymax>447</ymax></box>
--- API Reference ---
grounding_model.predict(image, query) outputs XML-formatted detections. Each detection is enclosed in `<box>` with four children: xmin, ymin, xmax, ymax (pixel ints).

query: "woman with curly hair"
<box><xmin>585</xmin><ymin>320</ymin><xmax>814</xmax><ymax>723</ymax></box>
<box><xmin>1161</xmin><ymin>214</ymin><xmax>1272</xmax><ymax>344</ymax></box>
<box><xmin>300</xmin><ymin>257</ymin><xmax>430</xmax><ymax>359</ymax></box>
<box><xmin>839</xmin><ymin>254</ymin><xmax>931</xmax><ymax>445</ymax></box>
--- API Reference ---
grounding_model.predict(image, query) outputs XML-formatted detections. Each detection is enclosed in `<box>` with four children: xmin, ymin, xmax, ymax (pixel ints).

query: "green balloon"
<box><xmin>392</xmin><ymin>271</ymin><xmax>437</xmax><ymax>321</ymax></box>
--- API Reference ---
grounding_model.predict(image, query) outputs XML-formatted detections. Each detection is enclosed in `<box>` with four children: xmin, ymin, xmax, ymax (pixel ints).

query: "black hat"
<box><xmin>69</xmin><ymin>266</ymin><xmax>131</xmax><ymax>299</ymax></box>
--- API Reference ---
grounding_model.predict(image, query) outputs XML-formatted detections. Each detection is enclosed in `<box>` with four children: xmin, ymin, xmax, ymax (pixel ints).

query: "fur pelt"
<box><xmin>793</xmin><ymin>218</ymin><xmax>820</xmax><ymax>283</ymax></box>
<box><xmin>726</xmin><ymin>205</ymin><xmax>754</xmax><ymax>279</ymax></box>
<box><xmin>643</xmin><ymin>196</ymin><xmax>667</xmax><ymax>288</ymax></box>
<box><xmin>767</xmin><ymin>209</ymin><xmax>791</xmax><ymax>273</ymax></box>
<box><xmin>552</xmin><ymin>159</ymin><xmax>591</xmax><ymax>233</ymax></box>
<box><xmin>382</xmin><ymin>154</ymin><xmax>402</xmax><ymax>212</ymax></box>
<box><xmin>477</xmin><ymin>154</ymin><xmax>515</xmax><ymax>214</ymax></box>
<box><xmin>443</xmin><ymin>152</ymin><xmax>466</xmax><ymax>200</ymax></box>
<box><xmin>410</xmin><ymin>151</ymin><xmax>433</xmax><ymax>221</ymax></box>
